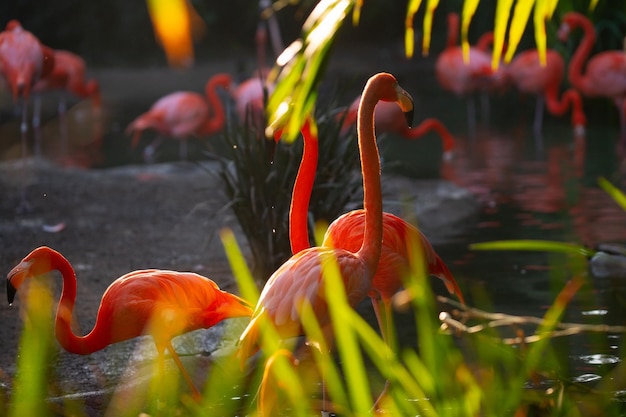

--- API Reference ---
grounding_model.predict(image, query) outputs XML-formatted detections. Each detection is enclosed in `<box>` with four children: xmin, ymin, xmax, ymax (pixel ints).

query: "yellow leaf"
<box><xmin>421</xmin><ymin>0</ymin><xmax>441</xmax><ymax>56</ymax></box>
<box><xmin>461</xmin><ymin>0</ymin><xmax>480</xmax><ymax>63</ymax></box>
<box><xmin>405</xmin><ymin>0</ymin><xmax>424</xmax><ymax>58</ymax></box>
<box><xmin>503</xmin><ymin>0</ymin><xmax>533</xmax><ymax>64</ymax></box>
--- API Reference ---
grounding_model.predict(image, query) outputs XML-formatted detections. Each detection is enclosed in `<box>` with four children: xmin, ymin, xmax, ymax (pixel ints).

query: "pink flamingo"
<box><xmin>126</xmin><ymin>72</ymin><xmax>232</xmax><ymax>162</ymax></box>
<box><xmin>32</xmin><ymin>49</ymin><xmax>102</xmax><ymax>156</ymax></box>
<box><xmin>506</xmin><ymin>48</ymin><xmax>587</xmax><ymax>137</ymax></box>
<box><xmin>340</xmin><ymin>96</ymin><xmax>457</xmax><ymax>156</ymax></box>
<box><xmin>558</xmin><ymin>12</ymin><xmax>626</xmax><ymax>141</ymax></box>
<box><xmin>231</xmin><ymin>70</ymin><xmax>273</xmax><ymax>133</ymax></box>
<box><xmin>434</xmin><ymin>12</ymin><xmax>502</xmax><ymax>134</ymax></box>
<box><xmin>0</xmin><ymin>19</ymin><xmax>54</xmax><ymax>211</ymax></box>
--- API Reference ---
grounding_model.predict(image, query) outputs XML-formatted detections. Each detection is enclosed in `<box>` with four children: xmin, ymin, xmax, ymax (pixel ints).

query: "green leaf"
<box><xmin>470</xmin><ymin>239</ymin><xmax>594</xmax><ymax>257</ymax></box>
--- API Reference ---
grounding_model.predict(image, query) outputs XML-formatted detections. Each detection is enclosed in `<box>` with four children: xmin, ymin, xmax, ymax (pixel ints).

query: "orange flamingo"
<box><xmin>558</xmin><ymin>12</ymin><xmax>626</xmax><ymax>141</ymax></box>
<box><xmin>340</xmin><ymin>97</ymin><xmax>457</xmax><ymax>155</ymax></box>
<box><xmin>434</xmin><ymin>12</ymin><xmax>501</xmax><ymax>134</ymax></box>
<box><xmin>238</xmin><ymin>73</ymin><xmax>414</xmax><ymax>412</ymax></box>
<box><xmin>506</xmin><ymin>48</ymin><xmax>587</xmax><ymax>137</ymax></box>
<box><xmin>126</xmin><ymin>72</ymin><xmax>232</xmax><ymax>162</ymax></box>
<box><xmin>7</xmin><ymin>246</ymin><xmax>253</xmax><ymax>400</ymax></box>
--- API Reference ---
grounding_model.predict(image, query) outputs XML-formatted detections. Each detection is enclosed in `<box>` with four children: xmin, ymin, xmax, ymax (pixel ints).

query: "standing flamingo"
<box><xmin>0</xmin><ymin>20</ymin><xmax>54</xmax><ymax>211</ymax></box>
<box><xmin>126</xmin><ymin>72</ymin><xmax>232</xmax><ymax>162</ymax></box>
<box><xmin>340</xmin><ymin>97</ymin><xmax>457</xmax><ymax>156</ymax></box>
<box><xmin>238</xmin><ymin>73</ymin><xmax>414</xmax><ymax>413</ymax></box>
<box><xmin>506</xmin><ymin>48</ymin><xmax>587</xmax><ymax>138</ymax></box>
<box><xmin>32</xmin><ymin>49</ymin><xmax>102</xmax><ymax>156</ymax></box>
<box><xmin>434</xmin><ymin>12</ymin><xmax>503</xmax><ymax>134</ymax></box>
<box><xmin>558</xmin><ymin>12</ymin><xmax>626</xmax><ymax>141</ymax></box>
<box><xmin>7</xmin><ymin>246</ymin><xmax>253</xmax><ymax>400</ymax></box>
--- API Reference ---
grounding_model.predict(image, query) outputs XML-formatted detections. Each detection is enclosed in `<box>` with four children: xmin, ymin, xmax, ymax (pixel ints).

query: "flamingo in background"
<box><xmin>7</xmin><ymin>246</ymin><xmax>253</xmax><ymax>400</ymax></box>
<box><xmin>126</xmin><ymin>72</ymin><xmax>232</xmax><ymax>162</ymax></box>
<box><xmin>238</xmin><ymin>73</ymin><xmax>414</xmax><ymax>414</ymax></box>
<box><xmin>340</xmin><ymin>96</ymin><xmax>457</xmax><ymax>156</ymax></box>
<box><xmin>0</xmin><ymin>19</ymin><xmax>54</xmax><ymax>211</ymax></box>
<box><xmin>32</xmin><ymin>49</ymin><xmax>102</xmax><ymax>157</ymax></box>
<box><xmin>506</xmin><ymin>48</ymin><xmax>587</xmax><ymax>138</ymax></box>
<box><xmin>558</xmin><ymin>12</ymin><xmax>626</xmax><ymax>142</ymax></box>
<box><xmin>231</xmin><ymin>70</ymin><xmax>273</xmax><ymax>133</ymax></box>
<box><xmin>434</xmin><ymin>12</ymin><xmax>503</xmax><ymax>134</ymax></box>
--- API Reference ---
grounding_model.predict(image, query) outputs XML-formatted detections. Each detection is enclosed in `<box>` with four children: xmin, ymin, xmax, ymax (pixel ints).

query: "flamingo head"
<box><xmin>374</xmin><ymin>73</ymin><xmax>414</xmax><ymax>128</ymax></box>
<box><xmin>7</xmin><ymin>246</ymin><xmax>55</xmax><ymax>305</ymax></box>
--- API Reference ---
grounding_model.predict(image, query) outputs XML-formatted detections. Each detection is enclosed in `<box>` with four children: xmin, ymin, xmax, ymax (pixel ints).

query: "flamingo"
<box><xmin>238</xmin><ymin>73</ymin><xmax>414</xmax><ymax>413</ymax></box>
<box><xmin>125</xmin><ymin>72</ymin><xmax>232</xmax><ymax>162</ymax></box>
<box><xmin>7</xmin><ymin>246</ymin><xmax>253</xmax><ymax>400</ymax></box>
<box><xmin>0</xmin><ymin>19</ymin><xmax>54</xmax><ymax>211</ymax></box>
<box><xmin>231</xmin><ymin>71</ymin><xmax>273</xmax><ymax>132</ymax></box>
<box><xmin>558</xmin><ymin>11</ymin><xmax>626</xmax><ymax>141</ymax></box>
<box><xmin>340</xmin><ymin>97</ymin><xmax>457</xmax><ymax>156</ymax></box>
<box><xmin>31</xmin><ymin>49</ymin><xmax>102</xmax><ymax>156</ymax></box>
<box><xmin>434</xmin><ymin>12</ymin><xmax>501</xmax><ymax>134</ymax></box>
<box><xmin>506</xmin><ymin>48</ymin><xmax>587</xmax><ymax>138</ymax></box>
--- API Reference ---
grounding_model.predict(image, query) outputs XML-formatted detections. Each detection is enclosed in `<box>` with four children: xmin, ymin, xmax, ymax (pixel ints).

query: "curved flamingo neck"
<box><xmin>289</xmin><ymin>119</ymin><xmax>318</xmax><ymax>254</ymax></box>
<box><xmin>565</xmin><ymin>13</ymin><xmax>596</xmax><ymax>94</ymax></box>
<box><xmin>49</xmin><ymin>250</ymin><xmax>108</xmax><ymax>354</ymax></box>
<box><xmin>544</xmin><ymin>85</ymin><xmax>587</xmax><ymax>128</ymax></box>
<box><xmin>356</xmin><ymin>76</ymin><xmax>384</xmax><ymax>272</ymax></box>
<box><xmin>202</xmin><ymin>75</ymin><xmax>231</xmax><ymax>135</ymax></box>
<box><xmin>402</xmin><ymin>118</ymin><xmax>456</xmax><ymax>152</ymax></box>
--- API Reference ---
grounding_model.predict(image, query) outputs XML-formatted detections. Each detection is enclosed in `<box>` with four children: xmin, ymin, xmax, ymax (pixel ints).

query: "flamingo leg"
<box><xmin>533</xmin><ymin>95</ymin><xmax>545</xmax><ymax>138</ymax></box>
<box><xmin>178</xmin><ymin>139</ymin><xmax>188</xmax><ymax>161</ymax></box>
<box><xmin>165</xmin><ymin>341</ymin><xmax>202</xmax><ymax>402</ymax></box>
<box><xmin>466</xmin><ymin>95</ymin><xmax>476</xmax><ymax>137</ymax></box>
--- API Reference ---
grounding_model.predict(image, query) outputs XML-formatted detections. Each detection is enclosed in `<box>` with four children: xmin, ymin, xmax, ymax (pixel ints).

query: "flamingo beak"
<box><xmin>6</xmin><ymin>260</ymin><xmax>31</xmax><ymax>305</ymax></box>
<box><xmin>7</xmin><ymin>279</ymin><xmax>16</xmax><ymax>305</ymax></box>
<box><xmin>396</xmin><ymin>87</ymin><xmax>414</xmax><ymax>129</ymax></box>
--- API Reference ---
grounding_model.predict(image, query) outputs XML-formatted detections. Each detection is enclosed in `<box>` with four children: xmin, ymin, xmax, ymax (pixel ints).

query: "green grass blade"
<box><xmin>470</xmin><ymin>239</ymin><xmax>594</xmax><ymax>257</ymax></box>
<box><xmin>598</xmin><ymin>177</ymin><xmax>626</xmax><ymax>212</ymax></box>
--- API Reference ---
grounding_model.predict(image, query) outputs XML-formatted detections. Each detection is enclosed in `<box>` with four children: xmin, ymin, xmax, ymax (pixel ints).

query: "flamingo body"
<box><xmin>126</xmin><ymin>73</ymin><xmax>231</xmax><ymax>159</ymax></box>
<box><xmin>7</xmin><ymin>246</ymin><xmax>252</xmax><ymax>397</ymax></box>
<box><xmin>33</xmin><ymin>49</ymin><xmax>101</xmax><ymax>111</ymax></box>
<box><xmin>323</xmin><ymin>210</ymin><xmax>464</xmax><ymax>303</ymax></box>
<box><xmin>232</xmin><ymin>74</ymin><xmax>274</xmax><ymax>130</ymax></box>
<box><xmin>0</xmin><ymin>20</ymin><xmax>52</xmax><ymax>102</ymax></box>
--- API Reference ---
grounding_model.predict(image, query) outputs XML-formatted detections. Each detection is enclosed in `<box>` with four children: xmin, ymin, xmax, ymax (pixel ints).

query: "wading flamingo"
<box><xmin>238</xmin><ymin>73</ymin><xmax>414</xmax><ymax>413</ymax></box>
<box><xmin>506</xmin><ymin>48</ymin><xmax>587</xmax><ymax>138</ymax></box>
<box><xmin>0</xmin><ymin>20</ymin><xmax>54</xmax><ymax>211</ymax></box>
<box><xmin>126</xmin><ymin>72</ymin><xmax>232</xmax><ymax>162</ymax></box>
<box><xmin>558</xmin><ymin>12</ymin><xmax>626</xmax><ymax>141</ymax></box>
<box><xmin>434</xmin><ymin>12</ymin><xmax>503</xmax><ymax>134</ymax></box>
<box><xmin>340</xmin><ymin>97</ymin><xmax>457</xmax><ymax>155</ymax></box>
<box><xmin>7</xmin><ymin>246</ymin><xmax>253</xmax><ymax>400</ymax></box>
<box><xmin>32</xmin><ymin>49</ymin><xmax>101</xmax><ymax>156</ymax></box>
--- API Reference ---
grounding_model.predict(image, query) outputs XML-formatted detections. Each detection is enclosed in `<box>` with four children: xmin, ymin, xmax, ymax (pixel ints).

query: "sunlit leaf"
<box><xmin>405</xmin><ymin>0</ymin><xmax>424</xmax><ymax>58</ymax></box>
<box><xmin>321</xmin><ymin>251</ymin><xmax>372</xmax><ymax>414</ymax></box>
<box><xmin>220</xmin><ymin>228</ymin><xmax>260</xmax><ymax>305</ymax></box>
<box><xmin>461</xmin><ymin>0</ymin><xmax>481</xmax><ymax>63</ymax></box>
<box><xmin>493</xmin><ymin>0</ymin><xmax>515</xmax><ymax>67</ymax></box>
<box><xmin>533</xmin><ymin>0</ymin><xmax>549</xmax><ymax>65</ymax></box>
<box><xmin>598</xmin><ymin>177</ymin><xmax>626</xmax><ymax>212</ymax></box>
<box><xmin>470</xmin><ymin>239</ymin><xmax>594</xmax><ymax>256</ymax></box>
<box><xmin>503</xmin><ymin>0</ymin><xmax>532</xmax><ymax>64</ymax></box>
<box><xmin>421</xmin><ymin>0</ymin><xmax>441</xmax><ymax>56</ymax></box>
<box><xmin>266</xmin><ymin>0</ymin><xmax>354</xmax><ymax>143</ymax></box>
<box><xmin>146</xmin><ymin>0</ymin><xmax>201</xmax><ymax>68</ymax></box>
